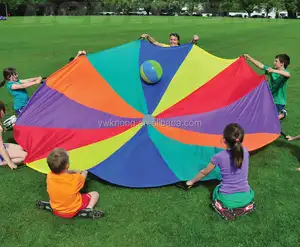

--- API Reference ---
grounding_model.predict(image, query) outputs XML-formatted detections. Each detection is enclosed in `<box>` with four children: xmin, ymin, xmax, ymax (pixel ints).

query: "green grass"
<box><xmin>1</xmin><ymin>16</ymin><xmax>300</xmax><ymax>247</ymax></box>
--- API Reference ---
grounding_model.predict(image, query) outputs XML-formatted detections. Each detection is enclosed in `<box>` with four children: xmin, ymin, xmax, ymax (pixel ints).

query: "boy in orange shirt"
<box><xmin>36</xmin><ymin>148</ymin><xmax>104</xmax><ymax>219</ymax></box>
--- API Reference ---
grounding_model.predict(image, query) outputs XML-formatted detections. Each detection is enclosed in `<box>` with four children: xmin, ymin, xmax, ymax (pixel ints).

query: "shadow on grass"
<box><xmin>82</xmin><ymin>172</ymin><xmax>222</xmax><ymax>212</ymax></box>
<box><xmin>175</xmin><ymin>179</ymin><xmax>220</xmax><ymax>210</ymax></box>
<box><xmin>273</xmin><ymin>139</ymin><xmax>300</xmax><ymax>163</ymax></box>
<box><xmin>84</xmin><ymin>172</ymin><xmax>221</xmax><ymax>195</ymax></box>
<box><xmin>175</xmin><ymin>179</ymin><xmax>220</xmax><ymax>193</ymax></box>
<box><xmin>249</xmin><ymin>145</ymin><xmax>269</xmax><ymax>156</ymax></box>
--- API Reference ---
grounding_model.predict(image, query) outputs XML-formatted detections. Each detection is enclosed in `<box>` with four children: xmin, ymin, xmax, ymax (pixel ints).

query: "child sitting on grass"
<box><xmin>0</xmin><ymin>68</ymin><xmax>42</xmax><ymax>116</ymax></box>
<box><xmin>186</xmin><ymin>123</ymin><xmax>255</xmax><ymax>221</ymax></box>
<box><xmin>243</xmin><ymin>54</ymin><xmax>290</xmax><ymax>120</ymax></box>
<box><xmin>36</xmin><ymin>148</ymin><xmax>104</xmax><ymax>219</ymax></box>
<box><xmin>0</xmin><ymin>101</ymin><xmax>27</xmax><ymax>170</ymax></box>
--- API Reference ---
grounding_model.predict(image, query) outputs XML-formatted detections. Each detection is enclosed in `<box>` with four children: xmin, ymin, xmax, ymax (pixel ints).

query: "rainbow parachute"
<box><xmin>14</xmin><ymin>40</ymin><xmax>280</xmax><ymax>188</ymax></box>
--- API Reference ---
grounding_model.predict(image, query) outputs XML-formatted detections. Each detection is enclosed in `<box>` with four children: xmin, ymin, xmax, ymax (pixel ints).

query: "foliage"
<box><xmin>3</xmin><ymin>0</ymin><xmax>300</xmax><ymax>21</ymax></box>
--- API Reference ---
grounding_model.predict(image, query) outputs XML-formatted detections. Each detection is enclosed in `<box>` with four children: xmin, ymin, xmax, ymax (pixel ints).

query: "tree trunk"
<box><xmin>145</xmin><ymin>6</ymin><xmax>151</xmax><ymax>15</ymax></box>
<box><xmin>287</xmin><ymin>10</ymin><xmax>297</xmax><ymax>18</ymax></box>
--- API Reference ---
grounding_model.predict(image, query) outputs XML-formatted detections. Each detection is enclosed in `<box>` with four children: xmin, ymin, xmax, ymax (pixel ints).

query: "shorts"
<box><xmin>0</xmin><ymin>144</ymin><xmax>8</xmax><ymax>164</ymax></box>
<box><xmin>276</xmin><ymin>104</ymin><xmax>285</xmax><ymax>114</ymax></box>
<box><xmin>15</xmin><ymin>106</ymin><xmax>25</xmax><ymax>116</ymax></box>
<box><xmin>53</xmin><ymin>193</ymin><xmax>91</xmax><ymax>218</ymax></box>
<box><xmin>212</xmin><ymin>184</ymin><xmax>254</xmax><ymax>209</ymax></box>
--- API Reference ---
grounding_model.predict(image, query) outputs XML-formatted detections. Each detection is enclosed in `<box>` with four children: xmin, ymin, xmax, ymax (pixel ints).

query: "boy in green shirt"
<box><xmin>243</xmin><ymin>54</ymin><xmax>291</xmax><ymax>120</ymax></box>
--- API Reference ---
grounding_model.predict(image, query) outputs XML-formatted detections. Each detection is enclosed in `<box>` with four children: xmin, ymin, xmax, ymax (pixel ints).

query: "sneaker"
<box><xmin>77</xmin><ymin>208</ymin><xmax>104</xmax><ymax>220</ymax></box>
<box><xmin>36</xmin><ymin>200</ymin><xmax>53</xmax><ymax>212</ymax></box>
<box><xmin>212</xmin><ymin>200</ymin><xmax>235</xmax><ymax>221</ymax></box>
<box><xmin>232</xmin><ymin>201</ymin><xmax>256</xmax><ymax>217</ymax></box>
<box><xmin>280</xmin><ymin>109</ymin><xmax>287</xmax><ymax>120</ymax></box>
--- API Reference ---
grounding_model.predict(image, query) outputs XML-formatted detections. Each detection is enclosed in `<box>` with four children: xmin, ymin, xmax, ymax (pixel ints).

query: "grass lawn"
<box><xmin>1</xmin><ymin>16</ymin><xmax>300</xmax><ymax>247</ymax></box>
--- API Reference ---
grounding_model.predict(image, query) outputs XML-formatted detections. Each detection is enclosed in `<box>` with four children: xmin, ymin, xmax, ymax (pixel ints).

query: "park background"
<box><xmin>1</xmin><ymin>0</ymin><xmax>300</xmax><ymax>246</ymax></box>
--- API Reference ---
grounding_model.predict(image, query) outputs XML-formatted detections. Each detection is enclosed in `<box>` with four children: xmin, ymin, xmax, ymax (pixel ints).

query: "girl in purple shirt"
<box><xmin>186</xmin><ymin>123</ymin><xmax>255</xmax><ymax>221</ymax></box>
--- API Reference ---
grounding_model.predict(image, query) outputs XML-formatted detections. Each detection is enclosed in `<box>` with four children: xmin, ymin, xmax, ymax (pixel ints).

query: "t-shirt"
<box><xmin>47</xmin><ymin>172</ymin><xmax>85</xmax><ymax>215</ymax></box>
<box><xmin>211</xmin><ymin>147</ymin><xmax>250</xmax><ymax>194</ymax></box>
<box><xmin>6</xmin><ymin>80</ymin><xmax>29</xmax><ymax>110</ymax></box>
<box><xmin>263</xmin><ymin>65</ymin><xmax>289</xmax><ymax>106</ymax></box>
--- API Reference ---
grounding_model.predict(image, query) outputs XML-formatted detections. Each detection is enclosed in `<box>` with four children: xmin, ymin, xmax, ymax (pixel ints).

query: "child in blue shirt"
<box><xmin>0</xmin><ymin>68</ymin><xmax>42</xmax><ymax>116</ymax></box>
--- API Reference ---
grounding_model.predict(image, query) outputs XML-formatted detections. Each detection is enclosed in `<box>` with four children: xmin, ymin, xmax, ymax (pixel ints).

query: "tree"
<box><xmin>238</xmin><ymin>0</ymin><xmax>260</xmax><ymax>16</ymax></box>
<box><xmin>283</xmin><ymin>0</ymin><xmax>300</xmax><ymax>18</ymax></box>
<box><xmin>2</xmin><ymin>0</ymin><xmax>24</xmax><ymax>11</ymax></box>
<box><xmin>166</xmin><ymin>0</ymin><xmax>185</xmax><ymax>14</ymax></box>
<box><xmin>259</xmin><ymin>0</ymin><xmax>276</xmax><ymax>17</ymax></box>
<box><xmin>140</xmin><ymin>0</ymin><xmax>153</xmax><ymax>15</ymax></box>
<box><xmin>150</xmin><ymin>0</ymin><xmax>166</xmax><ymax>15</ymax></box>
<box><xmin>220</xmin><ymin>0</ymin><xmax>235</xmax><ymax>16</ymax></box>
<box><xmin>186</xmin><ymin>0</ymin><xmax>201</xmax><ymax>14</ymax></box>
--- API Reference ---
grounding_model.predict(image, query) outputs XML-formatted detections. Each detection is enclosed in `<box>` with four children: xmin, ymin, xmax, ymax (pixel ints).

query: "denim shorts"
<box><xmin>276</xmin><ymin>104</ymin><xmax>286</xmax><ymax>114</ymax></box>
<box><xmin>0</xmin><ymin>144</ymin><xmax>8</xmax><ymax>163</ymax></box>
<box><xmin>15</xmin><ymin>106</ymin><xmax>25</xmax><ymax>116</ymax></box>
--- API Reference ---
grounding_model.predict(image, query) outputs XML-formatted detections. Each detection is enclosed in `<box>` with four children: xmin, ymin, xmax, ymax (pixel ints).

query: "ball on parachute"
<box><xmin>140</xmin><ymin>60</ymin><xmax>163</xmax><ymax>84</ymax></box>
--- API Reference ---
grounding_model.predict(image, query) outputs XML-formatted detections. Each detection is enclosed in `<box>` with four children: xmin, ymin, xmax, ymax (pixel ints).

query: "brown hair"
<box><xmin>169</xmin><ymin>33</ymin><xmax>180</xmax><ymax>45</ymax></box>
<box><xmin>47</xmin><ymin>148</ymin><xmax>69</xmax><ymax>174</ymax></box>
<box><xmin>275</xmin><ymin>54</ymin><xmax>290</xmax><ymax>69</ymax></box>
<box><xmin>0</xmin><ymin>68</ymin><xmax>17</xmax><ymax>88</ymax></box>
<box><xmin>223</xmin><ymin>123</ymin><xmax>245</xmax><ymax>169</ymax></box>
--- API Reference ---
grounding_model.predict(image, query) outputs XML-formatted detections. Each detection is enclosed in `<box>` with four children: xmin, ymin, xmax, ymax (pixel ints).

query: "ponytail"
<box><xmin>231</xmin><ymin>141</ymin><xmax>244</xmax><ymax>169</ymax></box>
<box><xmin>223</xmin><ymin>123</ymin><xmax>245</xmax><ymax>169</ymax></box>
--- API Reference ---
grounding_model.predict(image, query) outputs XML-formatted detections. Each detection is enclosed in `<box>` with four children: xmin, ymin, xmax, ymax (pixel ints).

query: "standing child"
<box><xmin>36</xmin><ymin>148</ymin><xmax>104</xmax><ymax>219</ymax></box>
<box><xmin>140</xmin><ymin>33</ymin><xmax>199</xmax><ymax>47</ymax></box>
<box><xmin>0</xmin><ymin>101</ymin><xmax>27</xmax><ymax>169</ymax></box>
<box><xmin>0</xmin><ymin>68</ymin><xmax>42</xmax><ymax>116</ymax></box>
<box><xmin>243</xmin><ymin>54</ymin><xmax>290</xmax><ymax>120</ymax></box>
<box><xmin>186</xmin><ymin>123</ymin><xmax>255</xmax><ymax>221</ymax></box>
